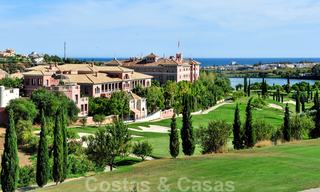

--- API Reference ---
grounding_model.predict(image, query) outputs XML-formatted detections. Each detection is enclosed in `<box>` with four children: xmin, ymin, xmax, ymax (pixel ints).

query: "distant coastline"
<box><xmin>75</xmin><ymin>57</ymin><xmax>320</xmax><ymax>67</ymax></box>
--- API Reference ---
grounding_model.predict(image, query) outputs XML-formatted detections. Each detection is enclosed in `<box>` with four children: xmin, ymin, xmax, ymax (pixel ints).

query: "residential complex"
<box><xmin>22</xmin><ymin>63</ymin><xmax>153</xmax><ymax>118</ymax></box>
<box><xmin>0</xmin><ymin>49</ymin><xmax>15</xmax><ymax>57</ymax></box>
<box><xmin>0</xmin><ymin>86</ymin><xmax>19</xmax><ymax>108</ymax></box>
<box><xmin>0</xmin><ymin>86</ymin><xmax>19</xmax><ymax>124</ymax></box>
<box><xmin>104</xmin><ymin>53</ymin><xmax>201</xmax><ymax>84</ymax></box>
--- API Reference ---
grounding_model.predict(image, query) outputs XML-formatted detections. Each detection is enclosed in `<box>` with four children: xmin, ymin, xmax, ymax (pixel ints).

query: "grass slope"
<box><xmin>38</xmin><ymin>139</ymin><xmax>320</xmax><ymax>192</ymax></box>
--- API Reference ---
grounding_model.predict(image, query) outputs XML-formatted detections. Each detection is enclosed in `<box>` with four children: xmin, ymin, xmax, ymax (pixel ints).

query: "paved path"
<box><xmin>201</xmin><ymin>101</ymin><xmax>232</xmax><ymax>114</ymax></box>
<box><xmin>302</xmin><ymin>188</ymin><xmax>320</xmax><ymax>192</ymax></box>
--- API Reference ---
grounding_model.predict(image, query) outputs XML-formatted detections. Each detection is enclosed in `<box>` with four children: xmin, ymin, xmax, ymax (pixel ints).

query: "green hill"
<box><xmin>38</xmin><ymin>139</ymin><xmax>320</xmax><ymax>192</ymax></box>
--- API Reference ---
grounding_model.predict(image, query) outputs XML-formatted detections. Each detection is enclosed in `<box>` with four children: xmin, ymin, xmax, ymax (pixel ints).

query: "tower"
<box><xmin>64</xmin><ymin>41</ymin><xmax>67</xmax><ymax>61</ymax></box>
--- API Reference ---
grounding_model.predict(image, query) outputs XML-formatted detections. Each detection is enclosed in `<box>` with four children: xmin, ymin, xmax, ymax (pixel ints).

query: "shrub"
<box><xmin>253</xmin><ymin>120</ymin><xmax>274</xmax><ymax>142</ymax></box>
<box><xmin>68</xmin><ymin>154</ymin><xmax>95</xmax><ymax>176</ymax></box>
<box><xmin>79</xmin><ymin>117</ymin><xmax>87</xmax><ymax>127</ymax></box>
<box><xmin>232</xmin><ymin>91</ymin><xmax>245</xmax><ymax>101</ymax></box>
<box><xmin>16</xmin><ymin>120</ymin><xmax>33</xmax><ymax>145</ymax></box>
<box><xmin>196</xmin><ymin>120</ymin><xmax>231</xmax><ymax>154</ymax></box>
<box><xmin>18</xmin><ymin>166</ymin><xmax>35</xmax><ymax>188</ymax></box>
<box><xmin>67</xmin><ymin>129</ymin><xmax>79</xmax><ymax>139</ymax></box>
<box><xmin>132</xmin><ymin>141</ymin><xmax>153</xmax><ymax>160</ymax></box>
<box><xmin>93</xmin><ymin>114</ymin><xmax>105</xmax><ymax>126</ymax></box>
<box><xmin>68</xmin><ymin>140</ymin><xmax>84</xmax><ymax>155</ymax></box>
<box><xmin>251</xmin><ymin>97</ymin><xmax>267</xmax><ymax>108</ymax></box>
<box><xmin>290</xmin><ymin>114</ymin><xmax>314</xmax><ymax>140</ymax></box>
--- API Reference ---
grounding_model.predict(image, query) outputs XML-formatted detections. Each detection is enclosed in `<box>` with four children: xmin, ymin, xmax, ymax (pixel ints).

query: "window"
<box><xmin>85</xmin><ymin>104</ymin><xmax>88</xmax><ymax>111</ymax></box>
<box><xmin>32</xmin><ymin>79</ymin><xmax>36</xmax><ymax>85</ymax></box>
<box><xmin>38</xmin><ymin>78</ymin><xmax>42</xmax><ymax>85</ymax></box>
<box><xmin>75</xmin><ymin>94</ymin><xmax>79</xmax><ymax>104</ymax></box>
<box><xmin>81</xmin><ymin>105</ymin><xmax>84</xmax><ymax>112</ymax></box>
<box><xmin>26</xmin><ymin>79</ymin><xmax>30</xmax><ymax>86</ymax></box>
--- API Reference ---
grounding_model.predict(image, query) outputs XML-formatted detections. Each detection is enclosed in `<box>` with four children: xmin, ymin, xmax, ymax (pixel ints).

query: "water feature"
<box><xmin>229</xmin><ymin>77</ymin><xmax>318</xmax><ymax>88</ymax></box>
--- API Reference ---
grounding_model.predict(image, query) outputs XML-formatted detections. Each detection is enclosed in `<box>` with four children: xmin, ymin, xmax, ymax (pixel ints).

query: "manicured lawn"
<box><xmin>38</xmin><ymin>139</ymin><xmax>320</xmax><ymax>192</ymax></box>
<box><xmin>128</xmin><ymin>97</ymin><xmax>285</xmax><ymax>130</ymax></box>
<box><xmin>70</xmin><ymin>97</ymin><xmax>287</xmax><ymax>158</ymax></box>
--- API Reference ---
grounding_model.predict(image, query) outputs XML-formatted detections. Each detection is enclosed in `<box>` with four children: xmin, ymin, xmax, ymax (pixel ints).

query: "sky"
<box><xmin>1</xmin><ymin>0</ymin><xmax>320</xmax><ymax>58</ymax></box>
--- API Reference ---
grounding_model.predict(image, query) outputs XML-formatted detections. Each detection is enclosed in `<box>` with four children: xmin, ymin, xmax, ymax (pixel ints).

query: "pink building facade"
<box><xmin>23</xmin><ymin>64</ymin><xmax>153</xmax><ymax>117</ymax></box>
<box><xmin>51</xmin><ymin>84</ymin><xmax>89</xmax><ymax>117</ymax></box>
<box><xmin>105</xmin><ymin>53</ymin><xmax>200</xmax><ymax>84</ymax></box>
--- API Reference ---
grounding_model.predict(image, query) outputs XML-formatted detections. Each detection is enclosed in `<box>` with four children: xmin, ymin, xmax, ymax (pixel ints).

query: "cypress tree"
<box><xmin>233</xmin><ymin>104</ymin><xmax>242</xmax><ymax>150</ymax></box>
<box><xmin>314</xmin><ymin>90</ymin><xmax>319</xmax><ymax>110</ymax></box>
<box><xmin>286</xmin><ymin>76</ymin><xmax>291</xmax><ymax>93</ymax></box>
<box><xmin>283</xmin><ymin>104</ymin><xmax>291</xmax><ymax>142</ymax></box>
<box><xmin>247</xmin><ymin>79</ymin><xmax>251</xmax><ymax>97</ymax></box>
<box><xmin>53</xmin><ymin>109</ymin><xmax>64</xmax><ymax>184</ymax></box>
<box><xmin>310</xmin><ymin>108</ymin><xmax>320</xmax><ymax>139</ymax></box>
<box><xmin>244</xmin><ymin>98</ymin><xmax>255</xmax><ymax>148</ymax></box>
<box><xmin>244</xmin><ymin>77</ymin><xmax>248</xmax><ymax>95</ymax></box>
<box><xmin>1</xmin><ymin>109</ymin><xmax>19</xmax><ymax>192</ymax></box>
<box><xmin>181</xmin><ymin>94</ymin><xmax>195</xmax><ymax>156</ymax></box>
<box><xmin>61</xmin><ymin>108</ymin><xmax>68</xmax><ymax>182</ymax></box>
<box><xmin>36</xmin><ymin>109</ymin><xmax>49</xmax><ymax>187</ymax></box>
<box><xmin>307</xmin><ymin>84</ymin><xmax>310</xmax><ymax>102</ymax></box>
<box><xmin>301</xmin><ymin>94</ymin><xmax>305</xmax><ymax>112</ymax></box>
<box><xmin>169</xmin><ymin>113</ymin><xmax>179</xmax><ymax>158</ymax></box>
<box><xmin>296</xmin><ymin>90</ymin><xmax>301</xmax><ymax>113</ymax></box>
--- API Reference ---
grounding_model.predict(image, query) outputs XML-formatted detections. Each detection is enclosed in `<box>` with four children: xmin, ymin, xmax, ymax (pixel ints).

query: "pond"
<box><xmin>229</xmin><ymin>77</ymin><xmax>318</xmax><ymax>88</ymax></box>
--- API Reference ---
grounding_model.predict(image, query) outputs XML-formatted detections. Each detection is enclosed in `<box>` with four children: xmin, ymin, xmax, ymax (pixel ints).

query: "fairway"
<box><xmin>37</xmin><ymin>139</ymin><xmax>320</xmax><ymax>192</ymax></box>
<box><xmin>71</xmin><ymin>97</ymin><xmax>286</xmax><ymax>158</ymax></box>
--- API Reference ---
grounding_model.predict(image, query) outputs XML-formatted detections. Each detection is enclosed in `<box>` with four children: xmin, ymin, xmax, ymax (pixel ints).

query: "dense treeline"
<box><xmin>133</xmin><ymin>72</ymin><xmax>232</xmax><ymax>114</ymax></box>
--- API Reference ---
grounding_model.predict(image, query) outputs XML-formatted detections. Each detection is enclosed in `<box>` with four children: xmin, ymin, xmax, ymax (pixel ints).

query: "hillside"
<box><xmin>37</xmin><ymin>139</ymin><xmax>320</xmax><ymax>192</ymax></box>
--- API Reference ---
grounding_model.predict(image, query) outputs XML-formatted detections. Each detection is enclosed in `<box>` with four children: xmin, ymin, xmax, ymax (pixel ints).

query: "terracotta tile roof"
<box><xmin>10</xmin><ymin>72</ymin><xmax>23</xmax><ymax>79</ymax></box>
<box><xmin>0</xmin><ymin>69</ymin><xmax>8</xmax><ymax>75</ymax></box>
<box><xmin>104</xmin><ymin>59</ymin><xmax>123</xmax><ymax>66</ymax></box>
<box><xmin>26</xmin><ymin>64</ymin><xmax>134</xmax><ymax>73</ymax></box>
<box><xmin>63</xmin><ymin>73</ymin><xmax>122</xmax><ymax>84</ymax></box>
<box><xmin>121</xmin><ymin>58</ymin><xmax>199</xmax><ymax>67</ymax></box>
<box><xmin>131</xmin><ymin>72</ymin><xmax>153</xmax><ymax>80</ymax></box>
<box><xmin>23</xmin><ymin>70</ymin><xmax>53</xmax><ymax>76</ymax></box>
<box><xmin>97</xmin><ymin>66</ymin><xmax>133</xmax><ymax>73</ymax></box>
<box><xmin>145</xmin><ymin>53</ymin><xmax>158</xmax><ymax>58</ymax></box>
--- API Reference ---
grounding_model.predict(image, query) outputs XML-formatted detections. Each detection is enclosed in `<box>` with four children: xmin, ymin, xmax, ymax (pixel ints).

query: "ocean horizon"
<box><xmin>75</xmin><ymin>57</ymin><xmax>320</xmax><ymax>67</ymax></box>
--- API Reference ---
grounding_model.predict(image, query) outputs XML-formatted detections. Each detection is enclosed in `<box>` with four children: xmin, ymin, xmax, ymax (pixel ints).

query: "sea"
<box><xmin>77</xmin><ymin>57</ymin><xmax>320</xmax><ymax>87</ymax></box>
<box><xmin>77</xmin><ymin>57</ymin><xmax>320</xmax><ymax>67</ymax></box>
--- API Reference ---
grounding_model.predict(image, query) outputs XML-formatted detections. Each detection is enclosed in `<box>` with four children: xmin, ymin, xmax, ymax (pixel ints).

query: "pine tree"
<box><xmin>233</xmin><ymin>104</ymin><xmax>242</xmax><ymax>150</ymax></box>
<box><xmin>243</xmin><ymin>98</ymin><xmax>255</xmax><ymax>148</ymax></box>
<box><xmin>296</xmin><ymin>90</ymin><xmax>301</xmax><ymax>113</ymax></box>
<box><xmin>52</xmin><ymin>109</ymin><xmax>64</xmax><ymax>184</ymax></box>
<box><xmin>1</xmin><ymin>109</ymin><xmax>19</xmax><ymax>192</ymax></box>
<box><xmin>181</xmin><ymin>94</ymin><xmax>195</xmax><ymax>156</ymax></box>
<box><xmin>61</xmin><ymin>108</ymin><xmax>68</xmax><ymax>182</ymax></box>
<box><xmin>283</xmin><ymin>104</ymin><xmax>291</xmax><ymax>142</ymax></box>
<box><xmin>169</xmin><ymin>113</ymin><xmax>179</xmax><ymax>158</ymax></box>
<box><xmin>36</xmin><ymin>109</ymin><xmax>49</xmax><ymax>187</ymax></box>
